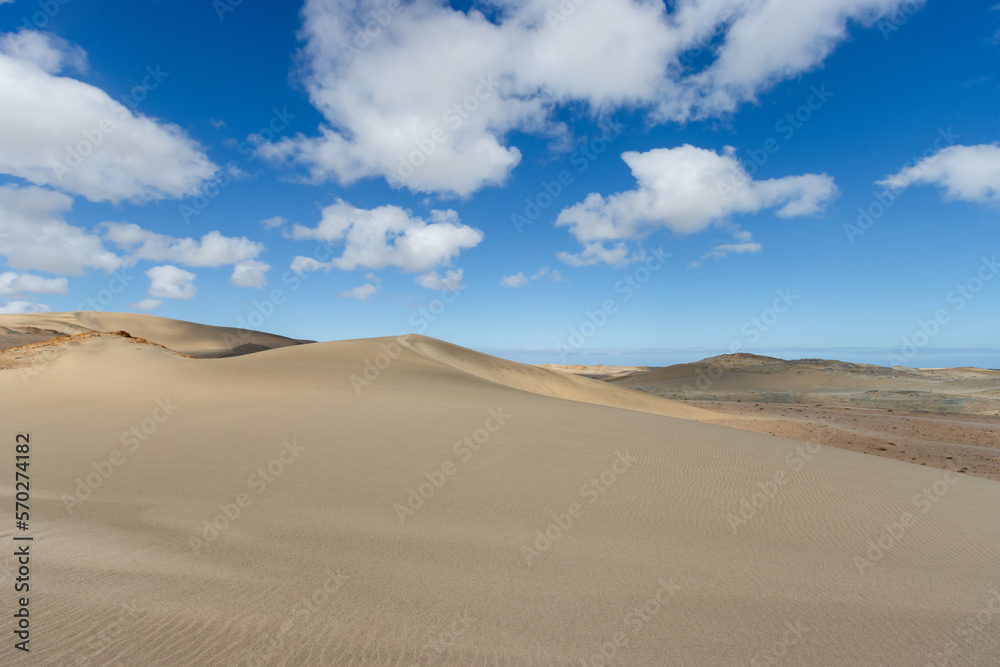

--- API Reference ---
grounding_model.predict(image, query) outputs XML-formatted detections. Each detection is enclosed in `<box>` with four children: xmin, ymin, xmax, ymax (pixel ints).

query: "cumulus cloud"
<box><xmin>262</xmin><ymin>0</ymin><xmax>918</xmax><ymax>196</ymax></box>
<box><xmin>701</xmin><ymin>226</ymin><xmax>764</xmax><ymax>260</ymax></box>
<box><xmin>130</xmin><ymin>298</ymin><xmax>163</xmax><ymax>311</ymax></box>
<box><xmin>0</xmin><ymin>30</ymin><xmax>217</xmax><ymax>203</ymax></box>
<box><xmin>0</xmin><ymin>300</ymin><xmax>50</xmax><ymax>314</ymax></box>
<box><xmin>290</xmin><ymin>256</ymin><xmax>327</xmax><ymax>274</ymax></box>
<box><xmin>703</xmin><ymin>242</ymin><xmax>763</xmax><ymax>259</ymax></box>
<box><xmin>0</xmin><ymin>30</ymin><xmax>88</xmax><ymax>74</ymax></box>
<box><xmin>878</xmin><ymin>143</ymin><xmax>1000</xmax><ymax>205</ymax></box>
<box><xmin>261</xmin><ymin>215</ymin><xmax>287</xmax><ymax>230</ymax></box>
<box><xmin>289</xmin><ymin>200</ymin><xmax>483</xmax><ymax>274</ymax></box>
<box><xmin>101</xmin><ymin>223</ymin><xmax>265</xmax><ymax>268</ymax></box>
<box><xmin>147</xmin><ymin>265</ymin><xmax>197</xmax><ymax>300</ymax></box>
<box><xmin>230</xmin><ymin>260</ymin><xmax>270</xmax><ymax>288</ymax></box>
<box><xmin>557</xmin><ymin>242</ymin><xmax>635</xmax><ymax>268</ymax></box>
<box><xmin>339</xmin><ymin>283</ymin><xmax>378</xmax><ymax>300</ymax></box>
<box><xmin>0</xmin><ymin>184</ymin><xmax>122</xmax><ymax>275</ymax></box>
<box><xmin>415</xmin><ymin>269</ymin><xmax>464</xmax><ymax>291</ymax></box>
<box><xmin>501</xmin><ymin>272</ymin><xmax>528</xmax><ymax>287</ymax></box>
<box><xmin>555</xmin><ymin>145</ymin><xmax>837</xmax><ymax>264</ymax></box>
<box><xmin>532</xmin><ymin>266</ymin><xmax>562</xmax><ymax>282</ymax></box>
<box><xmin>0</xmin><ymin>271</ymin><xmax>68</xmax><ymax>297</ymax></box>
<box><xmin>502</xmin><ymin>266</ymin><xmax>561</xmax><ymax>286</ymax></box>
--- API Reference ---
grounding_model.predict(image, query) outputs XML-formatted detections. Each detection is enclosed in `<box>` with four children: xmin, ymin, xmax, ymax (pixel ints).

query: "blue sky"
<box><xmin>0</xmin><ymin>0</ymin><xmax>998</xmax><ymax>367</ymax></box>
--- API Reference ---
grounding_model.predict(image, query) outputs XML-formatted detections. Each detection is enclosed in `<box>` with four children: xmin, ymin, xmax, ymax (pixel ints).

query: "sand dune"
<box><xmin>0</xmin><ymin>311</ymin><xmax>311</xmax><ymax>358</ymax></box>
<box><xmin>1</xmin><ymin>315</ymin><xmax>998</xmax><ymax>665</ymax></box>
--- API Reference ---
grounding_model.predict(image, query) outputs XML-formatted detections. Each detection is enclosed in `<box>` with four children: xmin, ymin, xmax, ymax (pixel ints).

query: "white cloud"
<box><xmin>0</xmin><ymin>30</ymin><xmax>217</xmax><ymax>203</ymax></box>
<box><xmin>290</xmin><ymin>256</ymin><xmax>327</xmax><ymax>274</ymax></box>
<box><xmin>557</xmin><ymin>242</ymin><xmax>634</xmax><ymax>268</ymax></box>
<box><xmin>130</xmin><ymin>298</ymin><xmax>163</xmax><ymax>311</ymax></box>
<box><xmin>263</xmin><ymin>0</ymin><xmax>917</xmax><ymax>197</ymax></box>
<box><xmin>230</xmin><ymin>260</ymin><xmax>270</xmax><ymax>288</ymax></box>
<box><xmin>0</xmin><ymin>300</ymin><xmax>50</xmax><ymax>314</ymax></box>
<box><xmin>0</xmin><ymin>271</ymin><xmax>68</xmax><ymax>297</ymax></box>
<box><xmin>146</xmin><ymin>265</ymin><xmax>197</xmax><ymax>300</ymax></box>
<box><xmin>261</xmin><ymin>215</ymin><xmax>287</xmax><ymax>230</ymax></box>
<box><xmin>0</xmin><ymin>30</ymin><xmax>87</xmax><ymax>74</ymax></box>
<box><xmin>532</xmin><ymin>266</ymin><xmax>562</xmax><ymax>282</ymax></box>
<box><xmin>502</xmin><ymin>266</ymin><xmax>562</xmax><ymax>286</ymax></box>
<box><xmin>290</xmin><ymin>200</ymin><xmax>483</xmax><ymax>273</ymax></box>
<box><xmin>878</xmin><ymin>143</ymin><xmax>1000</xmax><ymax>205</ymax></box>
<box><xmin>101</xmin><ymin>223</ymin><xmax>265</xmax><ymax>267</ymax></box>
<box><xmin>501</xmin><ymin>272</ymin><xmax>528</xmax><ymax>287</ymax></box>
<box><xmin>555</xmin><ymin>146</ymin><xmax>837</xmax><ymax>264</ymax></box>
<box><xmin>703</xmin><ymin>242</ymin><xmax>763</xmax><ymax>259</ymax></box>
<box><xmin>415</xmin><ymin>268</ymin><xmax>464</xmax><ymax>291</ymax></box>
<box><xmin>339</xmin><ymin>283</ymin><xmax>378</xmax><ymax>300</ymax></box>
<box><xmin>0</xmin><ymin>184</ymin><xmax>122</xmax><ymax>275</ymax></box>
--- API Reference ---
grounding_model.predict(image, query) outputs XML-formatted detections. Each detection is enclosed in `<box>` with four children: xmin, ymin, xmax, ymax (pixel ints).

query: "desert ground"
<box><xmin>551</xmin><ymin>353</ymin><xmax>1000</xmax><ymax>483</ymax></box>
<box><xmin>1</xmin><ymin>313</ymin><xmax>999</xmax><ymax>665</ymax></box>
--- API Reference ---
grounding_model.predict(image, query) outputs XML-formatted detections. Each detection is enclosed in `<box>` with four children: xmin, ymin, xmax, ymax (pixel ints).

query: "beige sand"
<box><xmin>1</xmin><ymin>315</ymin><xmax>998</xmax><ymax>665</ymax></box>
<box><xmin>0</xmin><ymin>311</ymin><xmax>312</xmax><ymax>358</ymax></box>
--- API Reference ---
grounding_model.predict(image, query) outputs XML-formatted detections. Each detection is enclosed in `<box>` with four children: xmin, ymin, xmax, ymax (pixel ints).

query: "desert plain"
<box><xmin>1</xmin><ymin>312</ymin><xmax>998</xmax><ymax>665</ymax></box>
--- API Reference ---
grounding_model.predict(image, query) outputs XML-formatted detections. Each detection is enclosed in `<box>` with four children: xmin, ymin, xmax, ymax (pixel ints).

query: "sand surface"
<box><xmin>1</xmin><ymin>317</ymin><xmax>998</xmax><ymax>665</ymax></box>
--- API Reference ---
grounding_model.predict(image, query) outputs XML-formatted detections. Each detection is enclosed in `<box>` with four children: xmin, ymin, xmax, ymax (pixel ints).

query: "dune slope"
<box><xmin>0</xmin><ymin>324</ymin><xmax>998</xmax><ymax>665</ymax></box>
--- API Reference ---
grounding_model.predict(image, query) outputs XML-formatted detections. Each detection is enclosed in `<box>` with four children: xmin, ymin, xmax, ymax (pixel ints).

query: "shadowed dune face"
<box><xmin>1</xmin><ymin>315</ymin><xmax>999</xmax><ymax>665</ymax></box>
